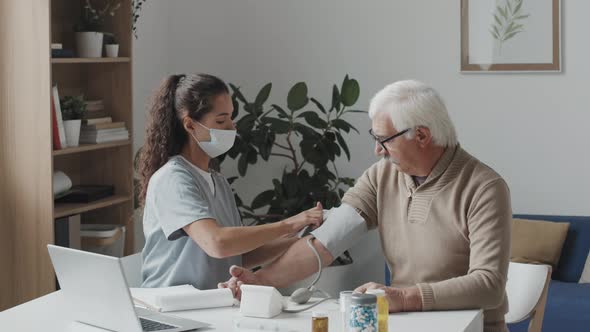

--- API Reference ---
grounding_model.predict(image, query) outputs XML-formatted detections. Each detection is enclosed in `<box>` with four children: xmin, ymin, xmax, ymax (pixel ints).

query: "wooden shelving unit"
<box><xmin>51</xmin><ymin>57</ymin><xmax>131</xmax><ymax>64</ymax></box>
<box><xmin>0</xmin><ymin>0</ymin><xmax>134</xmax><ymax>310</ymax></box>
<box><xmin>52</xmin><ymin>139</ymin><xmax>131</xmax><ymax>156</ymax></box>
<box><xmin>54</xmin><ymin>195</ymin><xmax>132</xmax><ymax>219</ymax></box>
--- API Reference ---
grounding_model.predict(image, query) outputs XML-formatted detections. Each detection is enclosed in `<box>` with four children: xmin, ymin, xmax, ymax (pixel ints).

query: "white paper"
<box><xmin>130</xmin><ymin>286</ymin><xmax>234</xmax><ymax>312</ymax></box>
<box><xmin>155</xmin><ymin>288</ymin><xmax>234</xmax><ymax>312</ymax></box>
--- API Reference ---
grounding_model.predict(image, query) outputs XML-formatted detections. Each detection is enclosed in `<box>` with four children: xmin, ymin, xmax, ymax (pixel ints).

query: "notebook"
<box><xmin>130</xmin><ymin>285</ymin><xmax>236</xmax><ymax>312</ymax></box>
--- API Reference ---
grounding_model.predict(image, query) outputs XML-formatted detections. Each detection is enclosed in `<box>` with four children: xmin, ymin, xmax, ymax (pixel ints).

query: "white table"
<box><xmin>0</xmin><ymin>291</ymin><xmax>483</xmax><ymax>332</ymax></box>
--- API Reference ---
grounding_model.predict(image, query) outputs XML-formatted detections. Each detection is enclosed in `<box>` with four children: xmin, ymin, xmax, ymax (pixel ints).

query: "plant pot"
<box><xmin>63</xmin><ymin>119</ymin><xmax>81</xmax><ymax>147</ymax></box>
<box><xmin>75</xmin><ymin>32</ymin><xmax>104</xmax><ymax>58</ymax></box>
<box><xmin>105</xmin><ymin>44</ymin><xmax>119</xmax><ymax>57</ymax></box>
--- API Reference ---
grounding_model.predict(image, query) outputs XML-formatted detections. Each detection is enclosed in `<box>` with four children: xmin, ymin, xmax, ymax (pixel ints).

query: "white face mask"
<box><xmin>191</xmin><ymin>122</ymin><xmax>236</xmax><ymax>158</ymax></box>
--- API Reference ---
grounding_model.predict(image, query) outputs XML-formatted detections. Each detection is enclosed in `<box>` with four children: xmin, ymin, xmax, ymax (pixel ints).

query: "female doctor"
<box><xmin>138</xmin><ymin>73</ymin><xmax>322</xmax><ymax>289</ymax></box>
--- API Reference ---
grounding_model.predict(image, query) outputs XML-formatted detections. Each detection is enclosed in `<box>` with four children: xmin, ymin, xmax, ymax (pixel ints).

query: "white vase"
<box><xmin>63</xmin><ymin>120</ymin><xmax>81</xmax><ymax>147</ymax></box>
<box><xmin>105</xmin><ymin>44</ymin><xmax>119</xmax><ymax>57</ymax></box>
<box><xmin>75</xmin><ymin>32</ymin><xmax>104</xmax><ymax>58</ymax></box>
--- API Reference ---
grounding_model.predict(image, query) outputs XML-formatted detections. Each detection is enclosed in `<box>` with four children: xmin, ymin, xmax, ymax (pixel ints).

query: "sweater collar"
<box><xmin>404</xmin><ymin>144</ymin><xmax>460</xmax><ymax>191</ymax></box>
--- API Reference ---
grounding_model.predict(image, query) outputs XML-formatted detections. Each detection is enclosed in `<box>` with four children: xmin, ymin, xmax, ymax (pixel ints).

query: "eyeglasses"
<box><xmin>369</xmin><ymin>128</ymin><xmax>410</xmax><ymax>150</ymax></box>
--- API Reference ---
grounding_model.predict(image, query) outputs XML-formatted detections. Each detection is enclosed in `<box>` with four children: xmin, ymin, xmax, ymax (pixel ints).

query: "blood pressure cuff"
<box><xmin>311</xmin><ymin>203</ymin><xmax>368</xmax><ymax>259</ymax></box>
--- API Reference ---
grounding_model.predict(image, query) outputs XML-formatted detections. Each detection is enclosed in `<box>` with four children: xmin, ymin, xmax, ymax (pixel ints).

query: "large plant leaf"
<box><xmin>310</xmin><ymin>97</ymin><xmax>327</xmax><ymax>114</ymax></box>
<box><xmin>255</xmin><ymin>83</ymin><xmax>272</xmax><ymax>107</ymax></box>
<box><xmin>237</xmin><ymin>114</ymin><xmax>257</xmax><ymax>132</ymax></box>
<box><xmin>287</xmin><ymin>82</ymin><xmax>309</xmax><ymax>111</ymax></box>
<box><xmin>251</xmin><ymin>190</ymin><xmax>276</xmax><ymax>210</ymax></box>
<box><xmin>293</xmin><ymin>123</ymin><xmax>321</xmax><ymax>140</ymax></box>
<box><xmin>331</xmin><ymin>85</ymin><xmax>341</xmax><ymax>112</ymax></box>
<box><xmin>335</xmin><ymin>132</ymin><xmax>350</xmax><ymax>160</ymax></box>
<box><xmin>261</xmin><ymin>118</ymin><xmax>291</xmax><ymax>134</ymax></box>
<box><xmin>300</xmin><ymin>139</ymin><xmax>329</xmax><ymax>168</ymax></box>
<box><xmin>234</xmin><ymin>193</ymin><xmax>243</xmax><ymax>208</ymax></box>
<box><xmin>272</xmin><ymin>179</ymin><xmax>284</xmax><ymax>197</ymax></box>
<box><xmin>279</xmin><ymin>198</ymin><xmax>300</xmax><ymax>210</ymax></box>
<box><xmin>282</xmin><ymin>172</ymin><xmax>299</xmax><ymax>197</ymax></box>
<box><xmin>238</xmin><ymin>153</ymin><xmax>248</xmax><ymax>176</ymax></box>
<box><xmin>231</xmin><ymin>97</ymin><xmax>239</xmax><ymax>119</ymax></box>
<box><xmin>341</xmin><ymin>76</ymin><xmax>360</xmax><ymax>107</ymax></box>
<box><xmin>254</xmin><ymin>127</ymin><xmax>275</xmax><ymax>161</ymax></box>
<box><xmin>229</xmin><ymin>83</ymin><xmax>247</xmax><ymax>103</ymax></box>
<box><xmin>247</xmin><ymin>148</ymin><xmax>258</xmax><ymax>164</ymax></box>
<box><xmin>271</xmin><ymin>104</ymin><xmax>290</xmax><ymax>118</ymax></box>
<box><xmin>331</xmin><ymin>119</ymin><xmax>350</xmax><ymax>133</ymax></box>
<box><xmin>301</xmin><ymin>111</ymin><xmax>327</xmax><ymax>129</ymax></box>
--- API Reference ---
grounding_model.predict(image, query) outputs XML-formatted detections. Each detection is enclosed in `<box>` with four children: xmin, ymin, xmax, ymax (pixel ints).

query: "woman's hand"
<box><xmin>282</xmin><ymin>202</ymin><xmax>323</xmax><ymax>237</ymax></box>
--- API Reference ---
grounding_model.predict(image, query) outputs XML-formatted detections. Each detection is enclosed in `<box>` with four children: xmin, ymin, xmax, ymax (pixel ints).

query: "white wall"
<box><xmin>132</xmin><ymin>0</ymin><xmax>171</xmax><ymax>154</ymax></box>
<box><xmin>133</xmin><ymin>0</ymin><xmax>590</xmax><ymax>282</ymax></box>
<box><xmin>135</xmin><ymin>0</ymin><xmax>590</xmax><ymax>216</ymax></box>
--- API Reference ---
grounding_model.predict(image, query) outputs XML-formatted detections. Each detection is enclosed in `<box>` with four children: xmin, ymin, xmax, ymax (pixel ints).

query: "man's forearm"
<box><xmin>255</xmin><ymin>235</ymin><xmax>334</xmax><ymax>288</ymax></box>
<box><xmin>242</xmin><ymin>237</ymin><xmax>298</xmax><ymax>269</ymax></box>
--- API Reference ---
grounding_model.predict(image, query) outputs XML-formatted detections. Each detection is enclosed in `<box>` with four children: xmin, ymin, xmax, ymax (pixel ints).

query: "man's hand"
<box><xmin>218</xmin><ymin>265</ymin><xmax>264</xmax><ymax>300</ymax></box>
<box><xmin>354</xmin><ymin>282</ymin><xmax>423</xmax><ymax>313</ymax></box>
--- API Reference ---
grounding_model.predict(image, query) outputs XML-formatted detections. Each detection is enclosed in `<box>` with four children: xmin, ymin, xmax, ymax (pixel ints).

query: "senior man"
<box><xmin>221</xmin><ymin>80</ymin><xmax>512</xmax><ymax>332</ymax></box>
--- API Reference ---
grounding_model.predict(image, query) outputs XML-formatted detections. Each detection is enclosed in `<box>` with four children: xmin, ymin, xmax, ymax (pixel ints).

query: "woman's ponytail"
<box><xmin>138</xmin><ymin>74</ymin><xmax>184</xmax><ymax>206</ymax></box>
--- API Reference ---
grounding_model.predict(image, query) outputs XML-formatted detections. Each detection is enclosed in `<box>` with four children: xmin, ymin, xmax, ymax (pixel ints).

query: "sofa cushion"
<box><xmin>508</xmin><ymin>280</ymin><xmax>590</xmax><ymax>332</ymax></box>
<box><xmin>580</xmin><ymin>252</ymin><xmax>590</xmax><ymax>283</ymax></box>
<box><xmin>511</xmin><ymin>218</ymin><xmax>569</xmax><ymax>267</ymax></box>
<box><xmin>513</xmin><ymin>215</ymin><xmax>590</xmax><ymax>282</ymax></box>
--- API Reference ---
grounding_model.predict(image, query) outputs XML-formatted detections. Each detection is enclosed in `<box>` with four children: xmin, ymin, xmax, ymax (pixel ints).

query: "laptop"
<box><xmin>47</xmin><ymin>244</ymin><xmax>208</xmax><ymax>332</ymax></box>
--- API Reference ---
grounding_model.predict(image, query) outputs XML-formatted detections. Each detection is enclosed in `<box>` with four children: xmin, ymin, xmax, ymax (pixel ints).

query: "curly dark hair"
<box><xmin>138</xmin><ymin>73</ymin><xmax>229</xmax><ymax>206</ymax></box>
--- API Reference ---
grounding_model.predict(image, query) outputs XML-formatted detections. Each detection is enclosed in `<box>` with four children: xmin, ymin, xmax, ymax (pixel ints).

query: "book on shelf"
<box><xmin>82</xmin><ymin>121</ymin><xmax>125</xmax><ymax>130</ymax></box>
<box><xmin>84</xmin><ymin>111</ymin><xmax>109</xmax><ymax>119</ymax></box>
<box><xmin>52</xmin><ymin>85</ymin><xmax>67</xmax><ymax>148</ymax></box>
<box><xmin>83</xmin><ymin>117</ymin><xmax>112</xmax><ymax>125</ymax></box>
<box><xmin>51</xmin><ymin>49</ymin><xmax>75</xmax><ymax>58</ymax></box>
<box><xmin>79</xmin><ymin>129</ymin><xmax>129</xmax><ymax>144</ymax></box>
<box><xmin>54</xmin><ymin>185</ymin><xmax>115</xmax><ymax>203</ymax></box>
<box><xmin>51</xmin><ymin>96</ymin><xmax>61</xmax><ymax>150</ymax></box>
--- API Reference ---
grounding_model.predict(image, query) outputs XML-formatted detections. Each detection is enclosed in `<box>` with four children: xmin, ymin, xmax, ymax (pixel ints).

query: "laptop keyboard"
<box><xmin>140</xmin><ymin>317</ymin><xmax>176</xmax><ymax>331</ymax></box>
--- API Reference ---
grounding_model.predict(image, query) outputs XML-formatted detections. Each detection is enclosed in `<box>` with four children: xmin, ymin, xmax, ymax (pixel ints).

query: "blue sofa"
<box><xmin>384</xmin><ymin>214</ymin><xmax>590</xmax><ymax>332</ymax></box>
<box><xmin>509</xmin><ymin>215</ymin><xmax>590</xmax><ymax>332</ymax></box>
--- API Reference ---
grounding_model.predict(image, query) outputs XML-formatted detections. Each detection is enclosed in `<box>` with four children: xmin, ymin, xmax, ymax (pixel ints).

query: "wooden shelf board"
<box><xmin>53</xmin><ymin>140</ymin><xmax>131</xmax><ymax>156</ymax></box>
<box><xmin>54</xmin><ymin>195</ymin><xmax>132</xmax><ymax>219</ymax></box>
<box><xmin>51</xmin><ymin>57</ymin><xmax>131</xmax><ymax>64</ymax></box>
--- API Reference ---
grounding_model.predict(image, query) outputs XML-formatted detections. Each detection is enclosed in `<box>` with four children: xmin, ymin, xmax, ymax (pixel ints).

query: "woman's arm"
<box><xmin>183</xmin><ymin>203</ymin><xmax>322</xmax><ymax>259</ymax></box>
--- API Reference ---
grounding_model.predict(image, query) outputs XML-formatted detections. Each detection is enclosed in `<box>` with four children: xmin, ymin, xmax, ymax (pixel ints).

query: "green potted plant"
<box><xmin>74</xmin><ymin>0</ymin><xmax>122</xmax><ymax>57</ymax></box>
<box><xmin>60</xmin><ymin>96</ymin><xmax>87</xmax><ymax>147</ymax></box>
<box><xmin>219</xmin><ymin>75</ymin><xmax>363</xmax><ymax>265</ymax></box>
<box><xmin>104</xmin><ymin>33</ymin><xmax>119</xmax><ymax>57</ymax></box>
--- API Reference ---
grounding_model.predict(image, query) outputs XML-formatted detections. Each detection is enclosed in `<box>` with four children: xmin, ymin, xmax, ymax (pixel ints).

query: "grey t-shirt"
<box><xmin>141</xmin><ymin>155</ymin><xmax>242</xmax><ymax>289</ymax></box>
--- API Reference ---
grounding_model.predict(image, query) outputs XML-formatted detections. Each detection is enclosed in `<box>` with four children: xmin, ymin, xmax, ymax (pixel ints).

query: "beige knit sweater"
<box><xmin>342</xmin><ymin>145</ymin><xmax>511</xmax><ymax>332</ymax></box>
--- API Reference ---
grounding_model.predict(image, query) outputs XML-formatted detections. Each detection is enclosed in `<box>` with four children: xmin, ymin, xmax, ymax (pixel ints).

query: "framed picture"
<box><xmin>461</xmin><ymin>0</ymin><xmax>561</xmax><ymax>72</ymax></box>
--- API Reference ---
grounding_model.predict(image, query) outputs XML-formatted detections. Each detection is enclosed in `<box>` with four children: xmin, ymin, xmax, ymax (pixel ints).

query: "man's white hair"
<box><xmin>368</xmin><ymin>80</ymin><xmax>457</xmax><ymax>147</ymax></box>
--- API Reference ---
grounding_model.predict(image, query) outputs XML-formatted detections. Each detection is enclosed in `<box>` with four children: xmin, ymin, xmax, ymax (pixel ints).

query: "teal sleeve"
<box><xmin>153</xmin><ymin>169</ymin><xmax>215</xmax><ymax>240</ymax></box>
